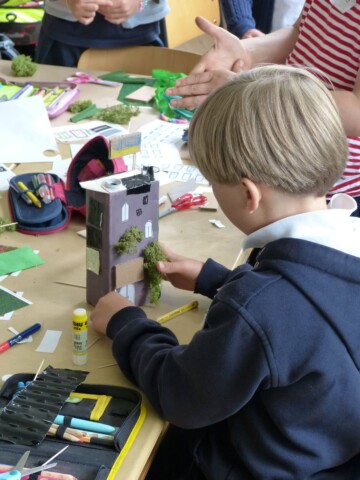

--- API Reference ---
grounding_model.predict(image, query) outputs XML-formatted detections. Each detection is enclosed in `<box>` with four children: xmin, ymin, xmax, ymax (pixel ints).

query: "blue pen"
<box><xmin>0</xmin><ymin>323</ymin><xmax>41</xmax><ymax>353</ymax></box>
<box><xmin>54</xmin><ymin>415</ymin><xmax>116</xmax><ymax>434</ymax></box>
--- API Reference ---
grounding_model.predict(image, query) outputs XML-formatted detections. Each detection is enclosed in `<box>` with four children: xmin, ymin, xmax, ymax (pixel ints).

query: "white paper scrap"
<box><xmin>0</xmin><ymin>96</ymin><xmax>59</xmax><ymax>163</ymax></box>
<box><xmin>36</xmin><ymin>330</ymin><xmax>62</xmax><ymax>353</ymax></box>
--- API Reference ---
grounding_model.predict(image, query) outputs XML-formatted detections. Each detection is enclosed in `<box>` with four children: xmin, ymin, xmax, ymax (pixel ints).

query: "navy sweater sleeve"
<box><xmin>106</xmin><ymin>273</ymin><xmax>271</xmax><ymax>428</ymax></box>
<box><xmin>220</xmin><ymin>0</ymin><xmax>255</xmax><ymax>37</ymax></box>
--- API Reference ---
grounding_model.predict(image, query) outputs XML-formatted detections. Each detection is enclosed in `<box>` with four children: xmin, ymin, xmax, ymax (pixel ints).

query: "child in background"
<box><xmin>166</xmin><ymin>0</ymin><xmax>360</xmax><ymax>213</ymax></box>
<box><xmin>35</xmin><ymin>0</ymin><xmax>168</xmax><ymax>67</ymax></box>
<box><xmin>91</xmin><ymin>65</ymin><xmax>360</xmax><ymax>479</ymax></box>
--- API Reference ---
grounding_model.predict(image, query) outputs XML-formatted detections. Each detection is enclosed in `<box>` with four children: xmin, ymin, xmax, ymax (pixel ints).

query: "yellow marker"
<box><xmin>17</xmin><ymin>181</ymin><xmax>42</xmax><ymax>208</ymax></box>
<box><xmin>157</xmin><ymin>300</ymin><xmax>199</xmax><ymax>324</ymax></box>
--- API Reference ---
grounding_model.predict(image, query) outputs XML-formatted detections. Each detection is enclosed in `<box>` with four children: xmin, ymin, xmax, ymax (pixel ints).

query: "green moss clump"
<box><xmin>68</xmin><ymin>100</ymin><xmax>93</xmax><ymax>113</ymax></box>
<box><xmin>94</xmin><ymin>104</ymin><xmax>140</xmax><ymax>125</ymax></box>
<box><xmin>11</xmin><ymin>55</ymin><xmax>38</xmax><ymax>77</ymax></box>
<box><xmin>0</xmin><ymin>217</ymin><xmax>16</xmax><ymax>233</ymax></box>
<box><xmin>143</xmin><ymin>241</ymin><xmax>167</xmax><ymax>304</ymax></box>
<box><xmin>115</xmin><ymin>226</ymin><xmax>143</xmax><ymax>255</ymax></box>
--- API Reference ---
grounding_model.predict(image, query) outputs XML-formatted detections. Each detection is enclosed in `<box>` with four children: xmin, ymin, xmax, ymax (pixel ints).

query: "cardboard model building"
<box><xmin>81</xmin><ymin>168</ymin><xmax>159</xmax><ymax>306</ymax></box>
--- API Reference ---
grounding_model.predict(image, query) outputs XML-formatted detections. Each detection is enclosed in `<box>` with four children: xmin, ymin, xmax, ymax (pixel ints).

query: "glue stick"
<box><xmin>72</xmin><ymin>308</ymin><xmax>88</xmax><ymax>365</ymax></box>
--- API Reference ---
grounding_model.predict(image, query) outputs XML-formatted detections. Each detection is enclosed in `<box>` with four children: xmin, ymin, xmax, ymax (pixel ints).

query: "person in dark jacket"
<box><xmin>220</xmin><ymin>0</ymin><xmax>303</xmax><ymax>39</ymax></box>
<box><xmin>91</xmin><ymin>64</ymin><xmax>360</xmax><ymax>479</ymax></box>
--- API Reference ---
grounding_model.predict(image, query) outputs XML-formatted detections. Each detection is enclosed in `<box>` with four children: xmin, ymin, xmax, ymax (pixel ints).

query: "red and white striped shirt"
<box><xmin>286</xmin><ymin>0</ymin><xmax>360</xmax><ymax>197</ymax></box>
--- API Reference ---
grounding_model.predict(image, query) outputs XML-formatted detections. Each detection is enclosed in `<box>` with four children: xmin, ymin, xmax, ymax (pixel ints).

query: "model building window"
<box><xmin>136</xmin><ymin>208</ymin><xmax>142</xmax><ymax>216</ymax></box>
<box><xmin>145</xmin><ymin>220</ymin><xmax>153</xmax><ymax>238</ymax></box>
<box><xmin>143</xmin><ymin>195</ymin><xmax>149</xmax><ymax>205</ymax></box>
<box><xmin>122</xmin><ymin>202</ymin><xmax>129</xmax><ymax>222</ymax></box>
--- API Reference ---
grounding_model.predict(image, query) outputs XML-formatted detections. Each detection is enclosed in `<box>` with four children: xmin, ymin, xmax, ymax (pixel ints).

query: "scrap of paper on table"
<box><xmin>139</xmin><ymin>119</ymin><xmax>187</xmax><ymax>149</ymax></box>
<box><xmin>0</xmin><ymin>164</ymin><xmax>15</xmax><ymax>191</ymax></box>
<box><xmin>36</xmin><ymin>330</ymin><xmax>62</xmax><ymax>353</ymax></box>
<box><xmin>0</xmin><ymin>246</ymin><xmax>44</xmax><ymax>276</ymax></box>
<box><xmin>162</xmin><ymin>164</ymin><xmax>209</xmax><ymax>186</ymax></box>
<box><xmin>0</xmin><ymin>286</ymin><xmax>32</xmax><ymax>315</ymax></box>
<box><xmin>0</xmin><ymin>96</ymin><xmax>60</xmax><ymax>164</ymax></box>
<box><xmin>52</xmin><ymin>120</ymin><xmax>128</xmax><ymax>143</ymax></box>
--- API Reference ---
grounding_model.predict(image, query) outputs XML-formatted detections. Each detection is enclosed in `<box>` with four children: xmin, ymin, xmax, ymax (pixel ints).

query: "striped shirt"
<box><xmin>286</xmin><ymin>0</ymin><xmax>360</xmax><ymax>197</ymax></box>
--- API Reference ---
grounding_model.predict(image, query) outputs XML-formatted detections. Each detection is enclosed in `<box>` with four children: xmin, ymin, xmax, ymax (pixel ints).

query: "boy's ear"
<box><xmin>241</xmin><ymin>178</ymin><xmax>262</xmax><ymax>214</ymax></box>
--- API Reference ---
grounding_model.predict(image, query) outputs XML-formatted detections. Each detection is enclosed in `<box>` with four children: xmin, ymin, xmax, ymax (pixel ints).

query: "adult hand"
<box><xmin>191</xmin><ymin>16</ymin><xmax>252</xmax><ymax>73</ymax></box>
<box><xmin>91</xmin><ymin>291</ymin><xmax>134</xmax><ymax>335</ymax></box>
<box><xmin>242</xmin><ymin>28</ymin><xmax>265</xmax><ymax>39</ymax></box>
<box><xmin>156</xmin><ymin>244</ymin><xmax>204</xmax><ymax>291</ymax></box>
<box><xmin>166</xmin><ymin>69</ymin><xmax>237</xmax><ymax>110</ymax></box>
<box><xmin>67</xmin><ymin>0</ymin><xmax>112</xmax><ymax>25</ymax></box>
<box><xmin>98</xmin><ymin>0</ymin><xmax>139</xmax><ymax>24</ymax></box>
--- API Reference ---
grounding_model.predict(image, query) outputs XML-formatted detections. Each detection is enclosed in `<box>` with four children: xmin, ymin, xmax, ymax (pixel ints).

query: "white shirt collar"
<box><xmin>243</xmin><ymin>194</ymin><xmax>360</xmax><ymax>258</ymax></box>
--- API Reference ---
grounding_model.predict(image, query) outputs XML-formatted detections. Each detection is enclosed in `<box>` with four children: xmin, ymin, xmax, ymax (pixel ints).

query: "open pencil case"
<box><xmin>8</xmin><ymin>136</ymin><xmax>128</xmax><ymax>235</ymax></box>
<box><xmin>0</xmin><ymin>78</ymin><xmax>80</xmax><ymax>118</ymax></box>
<box><xmin>0</xmin><ymin>366</ymin><xmax>145</xmax><ymax>480</ymax></box>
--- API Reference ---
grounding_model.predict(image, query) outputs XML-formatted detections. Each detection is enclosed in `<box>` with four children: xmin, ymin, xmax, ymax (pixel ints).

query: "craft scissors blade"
<box><xmin>0</xmin><ymin>450</ymin><xmax>57</xmax><ymax>480</ymax></box>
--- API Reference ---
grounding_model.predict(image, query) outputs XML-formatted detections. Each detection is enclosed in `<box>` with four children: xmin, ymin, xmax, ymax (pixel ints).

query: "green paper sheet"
<box><xmin>0</xmin><ymin>246</ymin><xmax>45</xmax><ymax>276</ymax></box>
<box><xmin>0</xmin><ymin>286</ymin><xmax>31</xmax><ymax>315</ymax></box>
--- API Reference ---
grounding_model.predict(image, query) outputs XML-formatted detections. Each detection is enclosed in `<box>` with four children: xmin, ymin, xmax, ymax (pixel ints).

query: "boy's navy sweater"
<box><xmin>107</xmin><ymin>238</ymin><xmax>360</xmax><ymax>479</ymax></box>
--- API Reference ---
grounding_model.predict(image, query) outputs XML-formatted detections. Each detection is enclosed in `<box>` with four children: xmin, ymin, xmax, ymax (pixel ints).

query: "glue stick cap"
<box><xmin>73</xmin><ymin>308</ymin><xmax>87</xmax><ymax>321</ymax></box>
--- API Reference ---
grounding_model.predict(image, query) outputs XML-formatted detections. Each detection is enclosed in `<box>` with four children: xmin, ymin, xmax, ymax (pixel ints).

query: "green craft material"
<box><xmin>152</xmin><ymin>69</ymin><xmax>194</xmax><ymax>120</ymax></box>
<box><xmin>99</xmin><ymin>70</ymin><xmax>155</xmax><ymax>85</ymax></box>
<box><xmin>70</xmin><ymin>104</ymin><xmax>100</xmax><ymax>123</ymax></box>
<box><xmin>115</xmin><ymin>227</ymin><xmax>143</xmax><ymax>255</ymax></box>
<box><xmin>68</xmin><ymin>99</ymin><xmax>94</xmax><ymax>113</ymax></box>
<box><xmin>94</xmin><ymin>104</ymin><xmax>140</xmax><ymax>124</ymax></box>
<box><xmin>99</xmin><ymin>70</ymin><xmax>155</xmax><ymax>106</ymax></box>
<box><xmin>143</xmin><ymin>241</ymin><xmax>167</xmax><ymax>304</ymax></box>
<box><xmin>0</xmin><ymin>287</ymin><xmax>31</xmax><ymax>315</ymax></box>
<box><xmin>0</xmin><ymin>246</ymin><xmax>45</xmax><ymax>276</ymax></box>
<box><xmin>11</xmin><ymin>54</ymin><xmax>38</xmax><ymax>77</ymax></box>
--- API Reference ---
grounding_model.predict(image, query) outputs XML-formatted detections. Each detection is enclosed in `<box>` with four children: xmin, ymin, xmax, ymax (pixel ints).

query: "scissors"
<box><xmin>159</xmin><ymin>193</ymin><xmax>207</xmax><ymax>218</ymax></box>
<box><xmin>0</xmin><ymin>451</ymin><xmax>57</xmax><ymax>480</ymax></box>
<box><xmin>65</xmin><ymin>72</ymin><xmax>120</xmax><ymax>87</ymax></box>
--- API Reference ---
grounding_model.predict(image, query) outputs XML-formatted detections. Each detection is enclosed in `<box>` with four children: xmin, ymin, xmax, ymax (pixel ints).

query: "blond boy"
<box><xmin>92</xmin><ymin>65</ymin><xmax>360</xmax><ymax>479</ymax></box>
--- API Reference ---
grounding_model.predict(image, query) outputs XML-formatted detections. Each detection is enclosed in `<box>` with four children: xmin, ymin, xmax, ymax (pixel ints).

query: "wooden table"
<box><xmin>0</xmin><ymin>59</ymin><xmax>245</xmax><ymax>479</ymax></box>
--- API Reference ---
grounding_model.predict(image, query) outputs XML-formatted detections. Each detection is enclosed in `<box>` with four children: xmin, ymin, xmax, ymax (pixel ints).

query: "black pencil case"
<box><xmin>8</xmin><ymin>136</ymin><xmax>128</xmax><ymax>235</ymax></box>
<box><xmin>0</xmin><ymin>366</ymin><xmax>145</xmax><ymax>480</ymax></box>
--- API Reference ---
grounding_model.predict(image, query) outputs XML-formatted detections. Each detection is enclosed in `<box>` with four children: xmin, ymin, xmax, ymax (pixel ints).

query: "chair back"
<box><xmin>77</xmin><ymin>46</ymin><xmax>201</xmax><ymax>75</ymax></box>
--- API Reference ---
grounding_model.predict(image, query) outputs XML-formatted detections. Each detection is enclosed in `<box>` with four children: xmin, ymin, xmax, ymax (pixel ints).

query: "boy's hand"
<box><xmin>91</xmin><ymin>291</ymin><xmax>134</xmax><ymax>335</ymax></box>
<box><xmin>98</xmin><ymin>0</ymin><xmax>139</xmax><ymax>24</ymax></box>
<box><xmin>67</xmin><ymin>0</ymin><xmax>113</xmax><ymax>24</ymax></box>
<box><xmin>156</xmin><ymin>244</ymin><xmax>204</xmax><ymax>291</ymax></box>
<box><xmin>166</xmin><ymin>70</ymin><xmax>237</xmax><ymax>110</ymax></box>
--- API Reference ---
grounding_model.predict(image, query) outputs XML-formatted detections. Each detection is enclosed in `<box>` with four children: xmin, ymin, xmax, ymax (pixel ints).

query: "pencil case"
<box><xmin>0</xmin><ymin>78</ymin><xmax>80</xmax><ymax>118</ymax></box>
<box><xmin>0</xmin><ymin>366</ymin><xmax>145</xmax><ymax>480</ymax></box>
<box><xmin>8</xmin><ymin>136</ymin><xmax>128</xmax><ymax>235</ymax></box>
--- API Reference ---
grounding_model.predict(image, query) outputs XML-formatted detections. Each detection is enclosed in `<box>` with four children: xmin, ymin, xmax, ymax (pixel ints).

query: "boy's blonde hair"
<box><xmin>189</xmin><ymin>65</ymin><xmax>348</xmax><ymax>196</ymax></box>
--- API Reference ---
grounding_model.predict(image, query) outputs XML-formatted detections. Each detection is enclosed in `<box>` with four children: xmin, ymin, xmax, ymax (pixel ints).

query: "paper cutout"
<box><xmin>36</xmin><ymin>330</ymin><xmax>62</xmax><ymax>353</ymax></box>
<box><xmin>86</xmin><ymin>247</ymin><xmax>100</xmax><ymax>275</ymax></box>
<box><xmin>109</xmin><ymin>132</ymin><xmax>141</xmax><ymax>158</ymax></box>
<box><xmin>125</xmin><ymin>85</ymin><xmax>156</xmax><ymax>103</ymax></box>
<box><xmin>0</xmin><ymin>247</ymin><xmax>45</xmax><ymax>276</ymax></box>
<box><xmin>0</xmin><ymin>286</ymin><xmax>32</xmax><ymax>315</ymax></box>
<box><xmin>115</xmin><ymin>257</ymin><xmax>144</xmax><ymax>289</ymax></box>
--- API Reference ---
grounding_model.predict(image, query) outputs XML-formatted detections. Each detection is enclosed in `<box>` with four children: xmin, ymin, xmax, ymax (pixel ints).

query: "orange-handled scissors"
<box><xmin>159</xmin><ymin>193</ymin><xmax>207</xmax><ymax>218</ymax></box>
